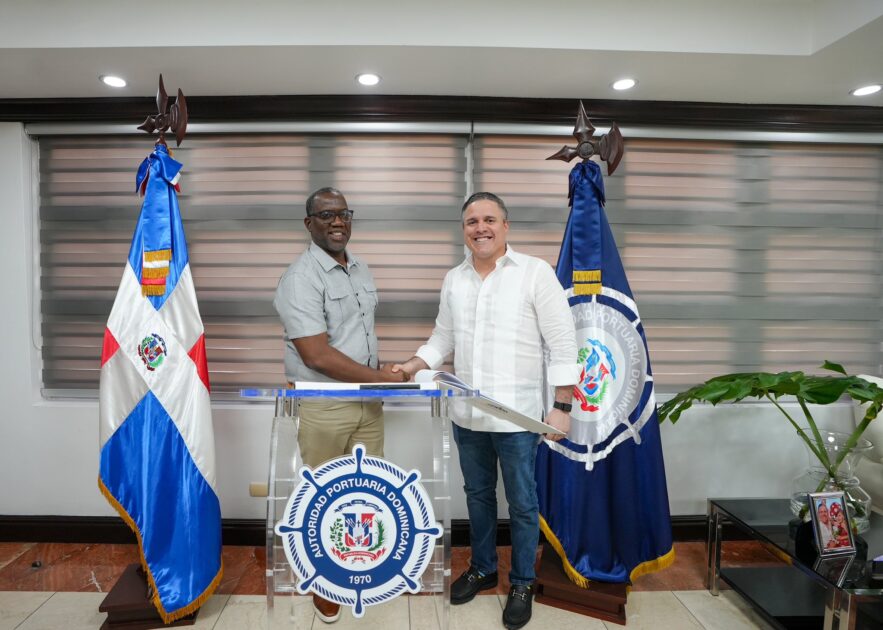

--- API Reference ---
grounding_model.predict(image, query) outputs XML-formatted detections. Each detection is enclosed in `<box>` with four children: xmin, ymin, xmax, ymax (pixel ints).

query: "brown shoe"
<box><xmin>312</xmin><ymin>594</ymin><xmax>341</xmax><ymax>624</ymax></box>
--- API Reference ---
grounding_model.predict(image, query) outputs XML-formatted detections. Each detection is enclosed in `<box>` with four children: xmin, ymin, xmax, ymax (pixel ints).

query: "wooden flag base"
<box><xmin>535</xmin><ymin>542</ymin><xmax>628</xmax><ymax>626</ymax></box>
<box><xmin>99</xmin><ymin>564</ymin><xmax>198</xmax><ymax>629</ymax></box>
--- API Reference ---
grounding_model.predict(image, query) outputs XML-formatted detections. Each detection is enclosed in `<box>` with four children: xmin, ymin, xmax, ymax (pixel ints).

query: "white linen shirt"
<box><xmin>416</xmin><ymin>246</ymin><xmax>580</xmax><ymax>432</ymax></box>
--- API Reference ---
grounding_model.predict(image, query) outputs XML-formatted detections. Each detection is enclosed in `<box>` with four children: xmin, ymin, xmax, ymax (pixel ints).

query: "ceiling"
<box><xmin>1</xmin><ymin>0</ymin><xmax>882</xmax><ymax>107</ymax></box>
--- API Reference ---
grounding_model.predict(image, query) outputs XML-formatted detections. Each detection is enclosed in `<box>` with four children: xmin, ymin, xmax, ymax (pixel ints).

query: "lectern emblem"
<box><xmin>275</xmin><ymin>445</ymin><xmax>443</xmax><ymax>617</ymax></box>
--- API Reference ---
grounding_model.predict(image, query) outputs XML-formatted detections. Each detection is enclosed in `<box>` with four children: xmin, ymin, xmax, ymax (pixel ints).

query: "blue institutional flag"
<box><xmin>98</xmin><ymin>145</ymin><xmax>222</xmax><ymax>622</ymax></box>
<box><xmin>536</xmin><ymin>159</ymin><xmax>674</xmax><ymax>585</ymax></box>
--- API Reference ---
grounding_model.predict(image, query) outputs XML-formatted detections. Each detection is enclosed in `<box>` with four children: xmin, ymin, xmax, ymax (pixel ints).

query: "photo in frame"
<box><xmin>808</xmin><ymin>491</ymin><xmax>856</xmax><ymax>556</ymax></box>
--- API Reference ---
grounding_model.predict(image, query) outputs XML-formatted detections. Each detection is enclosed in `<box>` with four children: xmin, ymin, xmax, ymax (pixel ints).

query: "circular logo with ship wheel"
<box><xmin>275</xmin><ymin>445</ymin><xmax>443</xmax><ymax>617</ymax></box>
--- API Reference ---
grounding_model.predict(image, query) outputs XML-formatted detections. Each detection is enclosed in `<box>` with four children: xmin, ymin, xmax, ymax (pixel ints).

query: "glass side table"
<box><xmin>707</xmin><ymin>498</ymin><xmax>883</xmax><ymax>630</ymax></box>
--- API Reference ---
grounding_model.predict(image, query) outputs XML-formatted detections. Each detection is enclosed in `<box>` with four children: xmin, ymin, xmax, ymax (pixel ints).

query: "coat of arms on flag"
<box><xmin>98</xmin><ymin>83</ymin><xmax>222</xmax><ymax>623</ymax></box>
<box><xmin>537</xmin><ymin>104</ymin><xmax>674</xmax><ymax>587</ymax></box>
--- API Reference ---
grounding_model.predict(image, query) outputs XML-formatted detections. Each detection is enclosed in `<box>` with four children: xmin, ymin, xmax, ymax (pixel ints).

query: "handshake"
<box><xmin>377</xmin><ymin>357</ymin><xmax>430</xmax><ymax>383</ymax></box>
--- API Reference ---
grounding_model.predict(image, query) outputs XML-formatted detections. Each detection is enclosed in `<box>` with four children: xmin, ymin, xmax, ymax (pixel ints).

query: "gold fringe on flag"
<box><xmin>573</xmin><ymin>270</ymin><xmax>601</xmax><ymax>282</ymax></box>
<box><xmin>144</xmin><ymin>249</ymin><xmax>172</xmax><ymax>262</ymax></box>
<box><xmin>573</xmin><ymin>283</ymin><xmax>602</xmax><ymax>295</ymax></box>
<box><xmin>142</xmin><ymin>284</ymin><xmax>167</xmax><ymax>297</ymax></box>
<box><xmin>629</xmin><ymin>547</ymin><xmax>677</xmax><ymax>582</ymax></box>
<box><xmin>97</xmin><ymin>477</ymin><xmax>223</xmax><ymax>623</ymax></box>
<box><xmin>540</xmin><ymin>514</ymin><xmax>676</xmax><ymax>588</ymax></box>
<box><xmin>539</xmin><ymin>515</ymin><xmax>591</xmax><ymax>588</ymax></box>
<box><xmin>141</xmin><ymin>267</ymin><xmax>169</xmax><ymax>280</ymax></box>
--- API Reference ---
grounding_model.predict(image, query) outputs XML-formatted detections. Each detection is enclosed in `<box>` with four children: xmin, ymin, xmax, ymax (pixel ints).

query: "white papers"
<box><xmin>414</xmin><ymin>369</ymin><xmax>470</xmax><ymax>389</ymax></box>
<box><xmin>292</xmin><ymin>381</ymin><xmax>434</xmax><ymax>390</ymax></box>
<box><xmin>415</xmin><ymin>370</ymin><xmax>564</xmax><ymax>435</ymax></box>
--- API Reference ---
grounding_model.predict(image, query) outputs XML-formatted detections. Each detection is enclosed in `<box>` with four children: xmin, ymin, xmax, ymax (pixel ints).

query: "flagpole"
<box><xmin>535</xmin><ymin>103</ymin><xmax>675</xmax><ymax>624</ymax></box>
<box><xmin>98</xmin><ymin>75</ymin><xmax>222</xmax><ymax>629</ymax></box>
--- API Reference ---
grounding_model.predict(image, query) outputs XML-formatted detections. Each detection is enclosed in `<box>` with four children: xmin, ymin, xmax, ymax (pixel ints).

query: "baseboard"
<box><xmin>0</xmin><ymin>514</ymin><xmax>722</xmax><ymax>546</ymax></box>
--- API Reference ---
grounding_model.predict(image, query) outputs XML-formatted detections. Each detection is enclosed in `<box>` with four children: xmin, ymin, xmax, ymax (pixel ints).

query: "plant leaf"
<box><xmin>821</xmin><ymin>360</ymin><xmax>847</xmax><ymax>375</ymax></box>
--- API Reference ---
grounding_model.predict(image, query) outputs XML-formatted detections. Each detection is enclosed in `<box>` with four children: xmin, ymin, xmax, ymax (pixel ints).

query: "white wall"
<box><xmin>0</xmin><ymin>122</ymin><xmax>862</xmax><ymax>522</ymax></box>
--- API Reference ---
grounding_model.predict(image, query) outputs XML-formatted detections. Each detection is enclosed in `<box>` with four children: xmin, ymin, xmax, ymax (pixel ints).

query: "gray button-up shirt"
<box><xmin>273</xmin><ymin>242</ymin><xmax>379</xmax><ymax>383</ymax></box>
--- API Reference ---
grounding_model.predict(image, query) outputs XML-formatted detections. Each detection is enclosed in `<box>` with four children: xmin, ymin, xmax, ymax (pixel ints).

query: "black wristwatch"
<box><xmin>552</xmin><ymin>401</ymin><xmax>572</xmax><ymax>413</ymax></box>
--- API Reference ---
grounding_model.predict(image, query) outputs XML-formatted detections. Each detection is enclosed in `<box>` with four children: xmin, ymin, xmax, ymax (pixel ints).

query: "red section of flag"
<box><xmin>141</xmin><ymin>276</ymin><xmax>166</xmax><ymax>285</ymax></box>
<box><xmin>188</xmin><ymin>334</ymin><xmax>211</xmax><ymax>392</ymax></box>
<box><xmin>101</xmin><ymin>328</ymin><xmax>120</xmax><ymax>367</ymax></box>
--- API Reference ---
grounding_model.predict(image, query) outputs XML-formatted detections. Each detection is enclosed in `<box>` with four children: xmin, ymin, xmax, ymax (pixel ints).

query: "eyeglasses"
<box><xmin>308</xmin><ymin>210</ymin><xmax>354</xmax><ymax>223</ymax></box>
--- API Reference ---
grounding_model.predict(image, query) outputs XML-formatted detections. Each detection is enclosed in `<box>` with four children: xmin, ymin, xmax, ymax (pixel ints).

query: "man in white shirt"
<box><xmin>394</xmin><ymin>192</ymin><xmax>579</xmax><ymax>630</ymax></box>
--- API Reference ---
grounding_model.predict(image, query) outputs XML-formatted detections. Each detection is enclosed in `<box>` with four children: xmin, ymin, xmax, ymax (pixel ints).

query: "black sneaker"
<box><xmin>450</xmin><ymin>566</ymin><xmax>498</xmax><ymax>604</ymax></box>
<box><xmin>503</xmin><ymin>584</ymin><xmax>533</xmax><ymax>630</ymax></box>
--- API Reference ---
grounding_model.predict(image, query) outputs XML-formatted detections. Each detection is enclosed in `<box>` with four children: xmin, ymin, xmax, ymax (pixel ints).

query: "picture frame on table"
<box><xmin>808</xmin><ymin>491</ymin><xmax>856</xmax><ymax>557</ymax></box>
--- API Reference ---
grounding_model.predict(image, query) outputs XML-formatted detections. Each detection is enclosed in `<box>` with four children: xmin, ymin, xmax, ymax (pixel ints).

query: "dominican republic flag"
<box><xmin>98</xmin><ymin>144</ymin><xmax>222</xmax><ymax>622</ymax></box>
<box><xmin>536</xmin><ymin>159</ymin><xmax>674</xmax><ymax>586</ymax></box>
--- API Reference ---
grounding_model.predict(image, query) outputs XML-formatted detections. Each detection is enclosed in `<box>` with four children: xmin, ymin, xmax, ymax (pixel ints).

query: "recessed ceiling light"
<box><xmin>99</xmin><ymin>75</ymin><xmax>127</xmax><ymax>88</ymax></box>
<box><xmin>850</xmin><ymin>84</ymin><xmax>881</xmax><ymax>96</ymax></box>
<box><xmin>612</xmin><ymin>78</ymin><xmax>637</xmax><ymax>91</ymax></box>
<box><xmin>356</xmin><ymin>73</ymin><xmax>381</xmax><ymax>87</ymax></box>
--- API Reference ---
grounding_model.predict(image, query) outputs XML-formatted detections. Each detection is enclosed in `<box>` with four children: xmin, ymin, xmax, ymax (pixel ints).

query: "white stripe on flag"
<box><xmin>106</xmin><ymin>265</ymin><xmax>217</xmax><ymax>491</ymax></box>
<box><xmin>159</xmin><ymin>266</ymin><xmax>204</xmax><ymax>353</ymax></box>
<box><xmin>99</xmin><ymin>348</ymin><xmax>149</xmax><ymax>449</ymax></box>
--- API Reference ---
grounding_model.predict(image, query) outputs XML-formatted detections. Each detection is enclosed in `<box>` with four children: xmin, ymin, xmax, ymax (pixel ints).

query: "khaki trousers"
<box><xmin>296</xmin><ymin>399</ymin><xmax>384</xmax><ymax>468</ymax></box>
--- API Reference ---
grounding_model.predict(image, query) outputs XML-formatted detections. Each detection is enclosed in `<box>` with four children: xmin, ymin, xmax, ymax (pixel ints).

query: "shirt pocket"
<box><xmin>358</xmin><ymin>280</ymin><xmax>379</xmax><ymax>313</ymax></box>
<box><xmin>324</xmin><ymin>283</ymin><xmax>358</xmax><ymax>337</ymax></box>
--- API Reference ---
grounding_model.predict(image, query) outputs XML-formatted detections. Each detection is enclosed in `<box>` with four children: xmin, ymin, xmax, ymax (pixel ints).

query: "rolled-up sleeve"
<box><xmin>415</xmin><ymin>272</ymin><xmax>455</xmax><ymax>369</ymax></box>
<box><xmin>534</xmin><ymin>262</ymin><xmax>580</xmax><ymax>387</ymax></box>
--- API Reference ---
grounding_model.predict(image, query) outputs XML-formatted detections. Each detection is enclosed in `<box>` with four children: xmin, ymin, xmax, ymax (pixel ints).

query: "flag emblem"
<box><xmin>137</xmin><ymin>333</ymin><xmax>168</xmax><ymax>371</ymax></box>
<box><xmin>275</xmin><ymin>445</ymin><xmax>442</xmax><ymax>617</ymax></box>
<box><xmin>575</xmin><ymin>339</ymin><xmax>615</xmax><ymax>411</ymax></box>
<box><xmin>567</xmin><ymin>297</ymin><xmax>650</xmax><ymax>454</ymax></box>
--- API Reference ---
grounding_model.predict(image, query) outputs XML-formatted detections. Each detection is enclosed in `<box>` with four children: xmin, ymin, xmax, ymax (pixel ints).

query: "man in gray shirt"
<box><xmin>273</xmin><ymin>186</ymin><xmax>406</xmax><ymax>623</ymax></box>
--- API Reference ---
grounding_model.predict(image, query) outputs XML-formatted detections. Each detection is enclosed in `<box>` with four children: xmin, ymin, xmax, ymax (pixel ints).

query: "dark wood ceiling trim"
<box><xmin>2</xmin><ymin>94</ymin><xmax>881</xmax><ymax>131</ymax></box>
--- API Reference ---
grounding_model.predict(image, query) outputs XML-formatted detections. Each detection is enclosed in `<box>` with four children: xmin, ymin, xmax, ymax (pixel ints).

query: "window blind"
<box><xmin>474</xmin><ymin>136</ymin><xmax>883</xmax><ymax>387</ymax></box>
<box><xmin>38</xmin><ymin>133</ymin><xmax>467</xmax><ymax>394</ymax></box>
<box><xmin>38</xmin><ymin>131</ymin><xmax>883</xmax><ymax>395</ymax></box>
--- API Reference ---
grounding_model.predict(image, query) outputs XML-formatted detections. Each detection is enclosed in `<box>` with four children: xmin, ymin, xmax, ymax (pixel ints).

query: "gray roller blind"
<box><xmin>38</xmin><ymin>130</ymin><xmax>883</xmax><ymax>396</ymax></box>
<box><xmin>39</xmin><ymin>133</ymin><xmax>468</xmax><ymax>394</ymax></box>
<box><xmin>474</xmin><ymin>135</ymin><xmax>883</xmax><ymax>388</ymax></box>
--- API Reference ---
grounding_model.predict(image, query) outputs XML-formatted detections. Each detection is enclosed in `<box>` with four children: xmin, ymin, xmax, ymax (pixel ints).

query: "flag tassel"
<box><xmin>539</xmin><ymin>516</ymin><xmax>590</xmax><ymax>589</ymax></box>
<box><xmin>97</xmin><ymin>476</ymin><xmax>224</xmax><ymax>623</ymax></box>
<box><xmin>541</xmin><ymin>515</ymin><xmax>676</xmax><ymax>587</ymax></box>
<box><xmin>628</xmin><ymin>547</ymin><xmax>676</xmax><ymax>583</ymax></box>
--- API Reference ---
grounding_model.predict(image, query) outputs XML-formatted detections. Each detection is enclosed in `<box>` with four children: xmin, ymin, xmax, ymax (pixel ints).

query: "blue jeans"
<box><xmin>452</xmin><ymin>424</ymin><xmax>540</xmax><ymax>586</ymax></box>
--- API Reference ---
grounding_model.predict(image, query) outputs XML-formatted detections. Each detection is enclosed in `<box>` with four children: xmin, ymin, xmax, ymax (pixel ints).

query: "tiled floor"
<box><xmin>0</xmin><ymin>542</ymin><xmax>779</xmax><ymax>629</ymax></box>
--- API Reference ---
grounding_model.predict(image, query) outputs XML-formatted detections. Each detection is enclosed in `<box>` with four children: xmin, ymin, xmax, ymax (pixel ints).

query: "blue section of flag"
<box><xmin>129</xmin><ymin>144</ymin><xmax>189</xmax><ymax>310</ymax></box>
<box><xmin>537</xmin><ymin>159</ymin><xmax>673</xmax><ymax>584</ymax></box>
<box><xmin>99</xmin><ymin>391</ymin><xmax>222</xmax><ymax>613</ymax></box>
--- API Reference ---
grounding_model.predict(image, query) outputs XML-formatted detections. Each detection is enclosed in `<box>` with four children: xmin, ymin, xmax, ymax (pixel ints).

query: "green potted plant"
<box><xmin>658</xmin><ymin>361</ymin><xmax>883</xmax><ymax>531</ymax></box>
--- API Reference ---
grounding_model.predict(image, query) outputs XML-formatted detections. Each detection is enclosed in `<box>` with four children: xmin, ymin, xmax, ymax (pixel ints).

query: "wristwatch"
<box><xmin>552</xmin><ymin>401</ymin><xmax>573</xmax><ymax>413</ymax></box>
